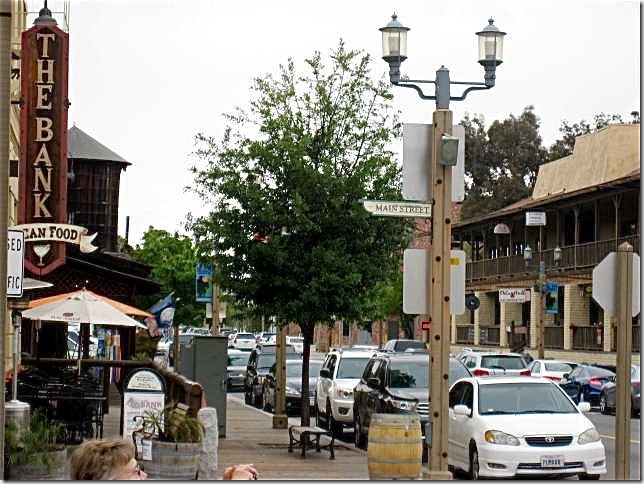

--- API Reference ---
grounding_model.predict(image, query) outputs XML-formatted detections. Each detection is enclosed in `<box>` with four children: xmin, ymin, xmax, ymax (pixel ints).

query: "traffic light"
<box><xmin>544</xmin><ymin>282</ymin><xmax>559</xmax><ymax>314</ymax></box>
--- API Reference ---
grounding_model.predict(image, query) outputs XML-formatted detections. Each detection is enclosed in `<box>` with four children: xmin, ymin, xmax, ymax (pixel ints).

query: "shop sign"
<box><xmin>19</xmin><ymin>19</ymin><xmax>69</xmax><ymax>275</ymax></box>
<box><xmin>12</xmin><ymin>223</ymin><xmax>98</xmax><ymax>253</ymax></box>
<box><xmin>499</xmin><ymin>288</ymin><xmax>527</xmax><ymax>303</ymax></box>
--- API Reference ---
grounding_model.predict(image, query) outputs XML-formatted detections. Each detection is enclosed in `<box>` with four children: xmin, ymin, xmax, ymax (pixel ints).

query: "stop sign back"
<box><xmin>592</xmin><ymin>252</ymin><xmax>640</xmax><ymax>317</ymax></box>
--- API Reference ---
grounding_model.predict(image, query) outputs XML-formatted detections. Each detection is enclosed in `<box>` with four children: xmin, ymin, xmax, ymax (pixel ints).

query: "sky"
<box><xmin>28</xmin><ymin>0</ymin><xmax>640</xmax><ymax>247</ymax></box>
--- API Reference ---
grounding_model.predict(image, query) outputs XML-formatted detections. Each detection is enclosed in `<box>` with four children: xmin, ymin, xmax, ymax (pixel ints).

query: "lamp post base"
<box><xmin>272</xmin><ymin>414</ymin><xmax>288</xmax><ymax>429</ymax></box>
<box><xmin>421</xmin><ymin>467</ymin><xmax>453</xmax><ymax>480</ymax></box>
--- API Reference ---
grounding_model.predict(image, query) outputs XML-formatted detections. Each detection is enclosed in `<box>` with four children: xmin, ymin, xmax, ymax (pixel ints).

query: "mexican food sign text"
<box><xmin>19</xmin><ymin>19</ymin><xmax>69</xmax><ymax>275</ymax></box>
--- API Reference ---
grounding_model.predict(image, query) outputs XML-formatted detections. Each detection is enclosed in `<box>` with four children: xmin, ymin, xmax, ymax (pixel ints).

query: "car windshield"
<box><xmin>389</xmin><ymin>361</ymin><xmax>429</xmax><ymax>388</ymax></box>
<box><xmin>449</xmin><ymin>359</ymin><xmax>471</xmax><ymax>385</ymax></box>
<box><xmin>286</xmin><ymin>361</ymin><xmax>322</xmax><ymax>378</ymax></box>
<box><xmin>478</xmin><ymin>383</ymin><xmax>578</xmax><ymax>415</ymax></box>
<box><xmin>396</xmin><ymin>340</ymin><xmax>426</xmax><ymax>351</ymax></box>
<box><xmin>480</xmin><ymin>355</ymin><xmax>526</xmax><ymax>370</ymax></box>
<box><xmin>544</xmin><ymin>362</ymin><xmax>574</xmax><ymax>372</ymax></box>
<box><xmin>257</xmin><ymin>353</ymin><xmax>276</xmax><ymax>370</ymax></box>
<box><xmin>337</xmin><ymin>357</ymin><xmax>370</xmax><ymax>379</ymax></box>
<box><xmin>228</xmin><ymin>353</ymin><xmax>250</xmax><ymax>366</ymax></box>
<box><xmin>237</xmin><ymin>333</ymin><xmax>255</xmax><ymax>340</ymax></box>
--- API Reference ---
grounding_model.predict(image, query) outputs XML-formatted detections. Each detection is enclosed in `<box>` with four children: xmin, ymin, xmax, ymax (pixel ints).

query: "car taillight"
<box><xmin>545</xmin><ymin>375</ymin><xmax>560</xmax><ymax>382</ymax></box>
<box><xmin>588</xmin><ymin>377</ymin><xmax>602</xmax><ymax>388</ymax></box>
<box><xmin>472</xmin><ymin>369</ymin><xmax>489</xmax><ymax>376</ymax></box>
<box><xmin>519</xmin><ymin>370</ymin><xmax>531</xmax><ymax>376</ymax></box>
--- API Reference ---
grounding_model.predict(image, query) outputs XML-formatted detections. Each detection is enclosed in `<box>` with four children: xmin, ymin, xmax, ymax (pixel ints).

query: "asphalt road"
<box><xmin>231</xmin><ymin>391</ymin><xmax>640</xmax><ymax>480</ymax></box>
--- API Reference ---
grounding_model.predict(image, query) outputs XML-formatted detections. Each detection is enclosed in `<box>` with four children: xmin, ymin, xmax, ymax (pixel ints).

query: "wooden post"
<box><xmin>427</xmin><ymin>109</ymin><xmax>453</xmax><ymax>479</ymax></box>
<box><xmin>615</xmin><ymin>242</ymin><xmax>633</xmax><ymax>480</ymax></box>
<box><xmin>272</xmin><ymin>326</ymin><xmax>288</xmax><ymax>429</ymax></box>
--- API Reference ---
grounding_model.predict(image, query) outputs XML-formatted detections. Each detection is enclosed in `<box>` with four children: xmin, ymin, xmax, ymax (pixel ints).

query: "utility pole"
<box><xmin>0</xmin><ymin>0</ymin><xmax>12</xmax><ymax>462</ymax></box>
<box><xmin>428</xmin><ymin>110</ymin><xmax>453</xmax><ymax>478</ymax></box>
<box><xmin>615</xmin><ymin>241</ymin><xmax>633</xmax><ymax>479</ymax></box>
<box><xmin>378</xmin><ymin>14</ymin><xmax>505</xmax><ymax>480</ymax></box>
<box><xmin>536</xmin><ymin>225</ymin><xmax>545</xmax><ymax>360</ymax></box>
<box><xmin>211</xmin><ymin>263</ymin><xmax>220</xmax><ymax>336</ymax></box>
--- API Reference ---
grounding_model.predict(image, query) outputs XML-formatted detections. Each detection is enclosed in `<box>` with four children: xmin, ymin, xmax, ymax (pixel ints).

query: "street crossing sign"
<box><xmin>362</xmin><ymin>200</ymin><xmax>432</xmax><ymax>218</ymax></box>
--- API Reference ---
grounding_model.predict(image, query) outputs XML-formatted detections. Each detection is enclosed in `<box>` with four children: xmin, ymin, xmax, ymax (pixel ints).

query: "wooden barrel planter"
<box><xmin>367</xmin><ymin>413</ymin><xmax>422</xmax><ymax>480</ymax></box>
<box><xmin>145</xmin><ymin>440</ymin><xmax>201</xmax><ymax>480</ymax></box>
<box><xmin>7</xmin><ymin>448</ymin><xmax>68</xmax><ymax>480</ymax></box>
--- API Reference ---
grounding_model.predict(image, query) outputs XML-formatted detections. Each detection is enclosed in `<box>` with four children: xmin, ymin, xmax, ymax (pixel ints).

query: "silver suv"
<box><xmin>314</xmin><ymin>347</ymin><xmax>376</xmax><ymax>437</ymax></box>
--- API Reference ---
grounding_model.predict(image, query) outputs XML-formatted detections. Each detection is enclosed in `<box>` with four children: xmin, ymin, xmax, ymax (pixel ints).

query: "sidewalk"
<box><xmin>104</xmin><ymin>391</ymin><xmax>369</xmax><ymax>480</ymax></box>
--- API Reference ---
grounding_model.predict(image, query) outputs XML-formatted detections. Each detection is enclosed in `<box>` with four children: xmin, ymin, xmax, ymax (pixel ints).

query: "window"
<box><xmin>337</xmin><ymin>357</ymin><xmax>370</xmax><ymax>379</ymax></box>
<box><xmin>532</xmin><ymin>361</ymin><xmax>541</xmax><ymax>373</ymax></box>
<box><xmin>387</xmin><ymin>361</ymin><xmax>428</xmax><ymax>388</ymax></box>
<box><xmin>478</xmin><ymin>383</ymin><xmax>578</xmax><ymax>415</ymax></box>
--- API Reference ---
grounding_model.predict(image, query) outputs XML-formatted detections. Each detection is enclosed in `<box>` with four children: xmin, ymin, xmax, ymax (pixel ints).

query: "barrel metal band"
<box><xmin>368</xmin><ymin>457</ymin><xmax>421</xmax><ymax>464</ymax></box>
<box><xmin>368</xmin><ymin>437</ymin><xmax>421</xmax><ymax>444</ymax></box>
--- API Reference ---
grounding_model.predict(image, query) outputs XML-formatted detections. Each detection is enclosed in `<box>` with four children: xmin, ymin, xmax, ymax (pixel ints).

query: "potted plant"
<box><xmin>5</xmin><ymin>410</ymin><xmax>67</xmax><ymax>480</ymax></box>
<box><xmin>142</xmin><ymin>402</ymin><xmax>204</xmax><ymax>480</ymax></box>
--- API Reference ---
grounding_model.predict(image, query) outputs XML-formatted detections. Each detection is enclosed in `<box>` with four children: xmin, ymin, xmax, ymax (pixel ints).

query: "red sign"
<box><xmin>19</xmin><ymin>20</ymin><xmax>69</xmax><ymax>275</ymax></box>
<box><xmin>421</xmin><ymin>321</ymin><xmax>431</xmax><ymax>331</ymax></box>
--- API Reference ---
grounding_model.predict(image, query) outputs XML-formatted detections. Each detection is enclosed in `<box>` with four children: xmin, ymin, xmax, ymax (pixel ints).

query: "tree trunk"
<box><xmin>301</xmin><ymin>323</ymin><xmax>313</xmax><ymax>427</ymax></box>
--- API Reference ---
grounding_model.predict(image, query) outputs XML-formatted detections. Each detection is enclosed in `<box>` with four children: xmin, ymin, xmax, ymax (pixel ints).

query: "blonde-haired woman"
<box><xmin>70</xmin><ymin>438</ymin><xmax>147</xmax><ymax>480</ymax></box>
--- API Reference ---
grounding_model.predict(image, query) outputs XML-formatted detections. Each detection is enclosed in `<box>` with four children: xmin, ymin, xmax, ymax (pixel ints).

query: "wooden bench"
<box><xmin>288</xmin><ymin>425</ymin><xmax>335</xmax><ymax>459</ymax></box>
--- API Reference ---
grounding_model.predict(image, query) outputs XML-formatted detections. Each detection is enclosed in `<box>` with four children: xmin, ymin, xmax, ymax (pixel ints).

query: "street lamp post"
<box><xmin>523</xmin><ymin>243</ymin><xmax>562</xmax><ymax>359</ymax></box>
<box><xmin>380</xmin><ymin>14</ymin><xmax>506</xmax><ymax>479</ymax></box>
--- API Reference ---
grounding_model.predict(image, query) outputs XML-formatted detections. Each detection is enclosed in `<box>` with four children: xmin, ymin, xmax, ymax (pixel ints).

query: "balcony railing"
<box><xmin>544</xmin><ymin>326</ymin><xmax>564</xmax><ymax>349</ymax></box>
<box><xmin>611</xmin><ymin>325</ymin><xmax>640</xmax><ymax>353</ymax></box>
<box><xmin>571</xmin><ymin>326</ymin><xmax>603</xmax><ymax>351</ymax></box>
<box><xmin>467</xmin><ymin>235</ymin><xmax>639</xmax><ymax>283</ymax></box>
<box><xmin>479</xmin><ymin>326</ymin><xmax>500</xmax><ymax>345</ymax></box>
<box><xmin>456</xmin><ymin>325</ymin><xmax>475</xmax><ymax>344</ymax></box>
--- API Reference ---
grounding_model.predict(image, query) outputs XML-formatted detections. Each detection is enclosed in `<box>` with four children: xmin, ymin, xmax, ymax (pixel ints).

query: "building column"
<box><xmin>563</xmin><ymin>284</ymin><xmax>588</xmax><ymax>350</ymax></box>
<box><xmin>474</xmin><ymin>291</ymin><xmax>494</xmax><ymax>346</ymax></box>
<box><xmin>500</xmin><ymin>301</ymin><xmax>523</xmax><ymax>349</ymax></box>
<box><xmin>603</xmin><ymin>315</ymin><xmax>616</xmax><ymax>352</ymax></box>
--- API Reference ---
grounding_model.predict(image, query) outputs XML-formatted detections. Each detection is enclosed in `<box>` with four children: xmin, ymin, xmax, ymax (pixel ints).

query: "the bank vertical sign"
<box><xmin>19</xmin><ymin>14</ymin><xmax>69</xmax><ymax>275</ymax></box>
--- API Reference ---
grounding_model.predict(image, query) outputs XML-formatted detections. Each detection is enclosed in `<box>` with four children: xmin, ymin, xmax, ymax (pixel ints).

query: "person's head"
<box><xmin>70</xmin><ymin>438</ymin><xmax>147</xmax><ymax>480</ymax></box>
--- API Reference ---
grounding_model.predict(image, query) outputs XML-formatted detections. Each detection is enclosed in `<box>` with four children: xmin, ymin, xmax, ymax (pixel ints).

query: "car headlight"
<box><xmin>484</xmin><ymin>430</ymin><xmax>520</xmax><ymax>446</ymax></box>
<box><xmin>578</xmin><ymin>427</ymin><xmax>600</xmax><ymax>444</ymax></box>
<box><xmin>390</xmin><ymin>399</ymin><xmax>417</xmax><ymax>412</ymax></box>
<box><xmin>335</xmin><ymin>388</ymin><xmax>353</xmax><ymax>400</ymax></box>
<box><xmin>285</xmin><ymin>386</ymin><xmax>301</xmax><ymax>396</ymax></box>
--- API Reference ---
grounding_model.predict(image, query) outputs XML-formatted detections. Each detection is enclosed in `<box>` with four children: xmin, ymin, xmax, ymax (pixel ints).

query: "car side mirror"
<box><xmin>319</xmin><ymin>368</ymin><xmax>331</xmax><ymax>378</ymax></box>
<box><xmin>609</xmin><ymin>375</ymin><xmax>616</xmax><ymax>383</ymax></box>
<box><xmin>367</xmin><ymin>377</ymin><xmax>381</xmax><ymax>388</ymax></box>
<box><xmin>577</xmin><ymin>401</ymin><xmax>591</xmax><ymax>413</ymax></box>
<box><xmin>562</xmin><ymin>373</ymin><xmax>569</xmax><ymax>380</ymax></box>
<box><xmin>453</xmin><ymin>404</ymin><xmax>472</xmax><ymax>417</ymax></box>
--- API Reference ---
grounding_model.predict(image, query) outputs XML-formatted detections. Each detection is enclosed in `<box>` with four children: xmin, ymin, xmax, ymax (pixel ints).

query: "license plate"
<box><xmin>540</xmin><ymin>455</ymin><xmax>564</xmax><ymax>468</ymax></box>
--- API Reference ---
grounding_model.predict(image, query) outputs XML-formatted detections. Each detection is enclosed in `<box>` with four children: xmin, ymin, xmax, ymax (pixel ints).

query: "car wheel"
<box><xmin>262</xmin><ymin>388</ymin><xmax>270</xmax><ymax>412</ymax></box>
<box><xmin>599</xmin><ymin>393</ymin><xmax>609</xmax><ymax>415</ymax></box>
<box><xmin>578</xmin><ymin>473</ymin><xmax>600</xmax><ymax>480</ymax></box>
<box><xmin>354</xmin><ymin>414</ymin><xmax>366</xmax><ymax>450</ymax></box>
<box><xmin>469</xmin><ymin>444</ymin><xmax>480</xmax><ymax>480</ymax></box>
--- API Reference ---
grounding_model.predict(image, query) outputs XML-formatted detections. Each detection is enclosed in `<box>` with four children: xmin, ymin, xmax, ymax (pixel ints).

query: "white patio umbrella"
<box><xmin>21</xmin><ymin>288</ymin><xmax>146</xmax><ymax>328</ymax></box>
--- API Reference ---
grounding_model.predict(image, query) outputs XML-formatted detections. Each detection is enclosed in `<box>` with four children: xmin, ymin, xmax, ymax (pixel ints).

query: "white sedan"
<box><xmin>527</xmin><ymin>359</ymin><xmax>578</xmax><ymax>382</ymax></box>
<box><xmin>448</xmin><ymin>376</ymin><xmax>606</xmax><ymax>480</ymax></box>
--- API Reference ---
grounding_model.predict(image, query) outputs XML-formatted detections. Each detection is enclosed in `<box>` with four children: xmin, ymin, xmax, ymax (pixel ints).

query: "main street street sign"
<box><xmin>362</xmin><ymin>200</ymin><xmax>432</xmax><ymax>218</ymax></box>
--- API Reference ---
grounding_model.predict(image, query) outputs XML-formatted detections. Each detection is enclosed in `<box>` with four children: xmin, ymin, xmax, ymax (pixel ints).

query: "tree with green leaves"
<box><xmin>131</xmin><ymin>227</ymin><xmax>203</xmax><ymax>328</ymax></box>
<box><xmin>188</xmin><ymin>41</ymin><xmax>411</xmax><ymax>426</ymax></box>
<box><xmin>460</xmin><ymin>105</ymin><xmax>549</xmax><ymax>220</ymax></box>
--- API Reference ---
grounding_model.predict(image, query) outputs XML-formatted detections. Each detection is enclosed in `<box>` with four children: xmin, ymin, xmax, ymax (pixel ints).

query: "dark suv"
<box><xmin>353</xmin><ymin>353</ymin><xmax>470</xmax><ymax>449</ymax></box>
<box><xmin>244</xmin><ymin>344</ymin><xmax>301</xmax><ymax>408</ymax></box>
